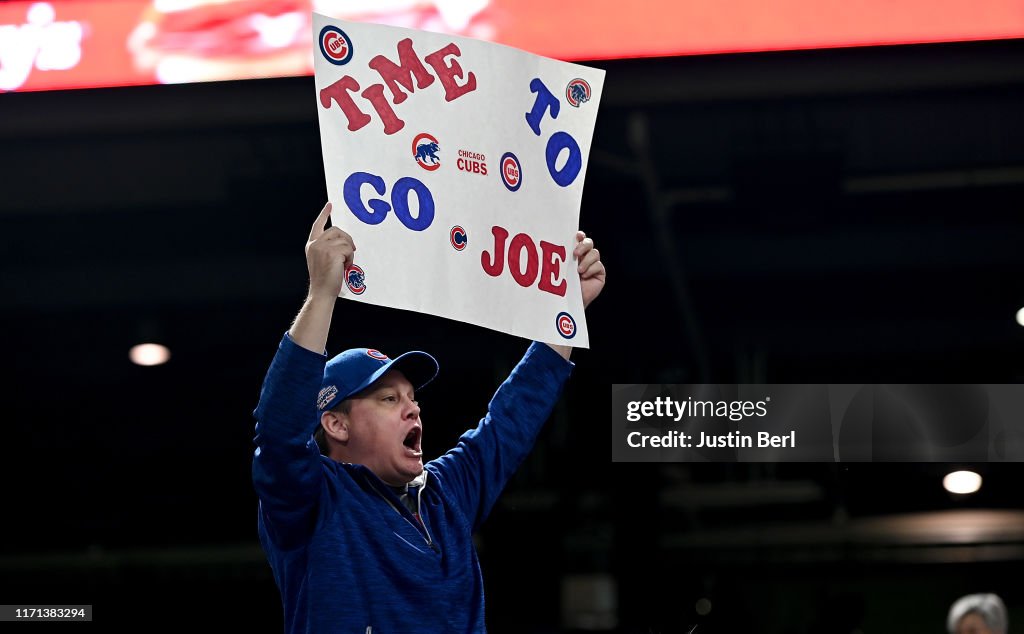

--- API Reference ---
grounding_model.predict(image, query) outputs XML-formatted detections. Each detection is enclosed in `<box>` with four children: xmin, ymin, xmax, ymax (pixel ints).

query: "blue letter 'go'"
<box><xmin>343</xmin><ymin>172</ymin><xmax>434</xmax><ymax>231</ymax></box>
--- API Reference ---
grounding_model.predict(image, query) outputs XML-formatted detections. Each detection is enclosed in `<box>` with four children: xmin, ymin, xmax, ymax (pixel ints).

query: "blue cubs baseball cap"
<box><xmin>317</xmin><ymin>347</ymin><xmax>439</xmax><ymax>411</ymax></box>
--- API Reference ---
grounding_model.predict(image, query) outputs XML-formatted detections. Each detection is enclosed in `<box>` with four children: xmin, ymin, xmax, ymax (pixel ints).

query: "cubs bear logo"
<box><xmin>556</xmin><ymin>311</ymin><xmax>576</xmax><ymax>339</ymax></box>
<box><xmin>319</xmin><ymin>26</ymin><xmax>353</xmax><ymax>66</ymax></box>
<box><xmin>565</xmin><ymin>79</ymin><xmax>591</xmax><ymax>108</ymax></box>
<box><xmin>450</xmin><ymin>225</ymin><xmax>468</xmax><ymax>251</ymax></box>
<box><xmin>412</xmin><ymin>133</ymin><xmax>441</xmax><ymax>171</ymax></box>
<box><xmin>500</xmin><ymin>152</ymin><xmax>522</xmax><ymax>192</ymax></box>
<box><xmin>345</xmin><ymin>264</ymin><xmax>366</xmax><ymax>295</ymax></box>
<box><xmin>366</xmin><ymin>349</ymin><xmax>389</xmax><ymax>360</ymax></box>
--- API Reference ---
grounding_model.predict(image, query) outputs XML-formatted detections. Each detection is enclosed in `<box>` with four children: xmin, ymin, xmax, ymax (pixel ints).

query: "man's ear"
<box><xmin>321</xmin><ymin>410</ymin><xmax>350</xmax><ymax>444</ymax></box>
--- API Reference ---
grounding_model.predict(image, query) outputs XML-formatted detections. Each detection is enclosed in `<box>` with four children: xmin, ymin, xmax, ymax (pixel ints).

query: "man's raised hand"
<box><xmin>305</xmin><ymin>202</ymin><xmax>356</xmax><ymax>300</ymax></box>
<box><xmin>573</xmin><ymin>231</ymin><xmax>605</xmax><ymax>309</ymax></box>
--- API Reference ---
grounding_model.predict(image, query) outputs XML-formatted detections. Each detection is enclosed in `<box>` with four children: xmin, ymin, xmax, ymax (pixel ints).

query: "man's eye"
<box><xmin>383</xmin><ymin>395</ymin><xmax>397</xmax><ymax>402</ymax></box>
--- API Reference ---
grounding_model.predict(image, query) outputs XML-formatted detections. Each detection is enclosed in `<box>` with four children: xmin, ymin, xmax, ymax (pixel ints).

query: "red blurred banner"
<box><xmin>2</xmin><ymin>0</ymin><xmax>1023</xmax><ymax>93</ymax></box>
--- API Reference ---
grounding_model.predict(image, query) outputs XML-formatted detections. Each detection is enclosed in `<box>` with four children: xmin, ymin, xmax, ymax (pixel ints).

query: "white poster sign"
<box><xmin>313</xmin><ymin>13</ymin><xmax>604</xmax><ymax>347</ymax></box>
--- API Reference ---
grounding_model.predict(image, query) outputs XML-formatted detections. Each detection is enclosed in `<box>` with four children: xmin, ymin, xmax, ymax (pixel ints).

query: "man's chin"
<box><xmin>396</xmin><ymin>461</ymin><xmax>424</xmax><ymax>484</ymax></box>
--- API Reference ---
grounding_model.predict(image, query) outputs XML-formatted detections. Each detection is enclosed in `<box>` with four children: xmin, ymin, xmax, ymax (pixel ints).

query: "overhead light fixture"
<box><xmin>695</xmin><ymin>598</ymin><xmax>712</xmax><ymax>616</ymax></box>
<box><xmin>1016</xmin><ymin>307</ymin><xmax>1024</xmax><ymax>327</ymax></box>
<box><xmin>130</xmin><ymin>343</ymin><xmax>171</xmax><ymax>367</ymax></box>
<box><xmin>943</xmin><ymin>470</ymin><xmax>982</xmax><ymax>495</ymax></box>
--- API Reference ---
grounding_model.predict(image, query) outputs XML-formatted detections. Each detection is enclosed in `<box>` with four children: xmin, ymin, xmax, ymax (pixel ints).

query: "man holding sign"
<box><xmin>252</xmin><ymin>202</ymin><xmax>605</xmax><ymax>632</ymax></box>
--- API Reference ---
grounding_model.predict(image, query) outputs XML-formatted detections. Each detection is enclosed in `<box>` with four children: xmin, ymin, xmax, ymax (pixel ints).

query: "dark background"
<box><xmin>2</xmin><ymin>36</ymin><xmax>1023</xmax><ymax>632</ymax></box>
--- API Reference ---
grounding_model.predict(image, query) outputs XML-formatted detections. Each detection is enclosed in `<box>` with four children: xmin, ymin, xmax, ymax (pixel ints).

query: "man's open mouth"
<box><xmin>403</xmin><ymin>426</ymin><xmax>422</xmax><ymax>455</ymax></box>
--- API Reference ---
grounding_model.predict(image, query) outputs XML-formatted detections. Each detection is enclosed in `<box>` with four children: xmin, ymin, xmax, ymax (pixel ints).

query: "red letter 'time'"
<box><xmin>319</xmin><ymin>76</ymin><xmax>371</xmax><ymax>132</ymax></box>
<box><xmin>368</xmin><ymin>38</ymin><xmax>436</xmax><ymax>105</ymax></box>
<box><xmin>360</xmin><ymin>83</ymin><xmax>405</xmax><ymax>135</ymax></box>
<box><xmin>424</xmin><ymin>43</ymin><xmax>477</xmax><ymax>102</ymax></box>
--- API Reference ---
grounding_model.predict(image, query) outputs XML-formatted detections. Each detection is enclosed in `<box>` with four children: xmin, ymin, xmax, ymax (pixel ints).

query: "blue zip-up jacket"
<box><xmin>253</xmin><ymin>333</ymin><xmax>573</xmax><ymax>633</ymax></box>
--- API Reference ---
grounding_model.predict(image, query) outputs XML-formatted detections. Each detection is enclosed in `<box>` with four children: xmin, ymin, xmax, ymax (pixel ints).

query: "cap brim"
<box><xmin>348</xmin><ymin>351</ymin><xmax>439</xmax><ymax>399</ymax></box>
<box><xmin>387</xmin><ymin>351</ymin><xmax>439</xmax><ymax>392</ymax></box>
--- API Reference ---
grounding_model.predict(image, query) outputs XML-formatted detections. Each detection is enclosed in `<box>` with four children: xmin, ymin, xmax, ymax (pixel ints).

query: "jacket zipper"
<box><xmin>368</xmin><ymin>473</ymin><xmax>438</xmax><ymax>553</ymax></box>
<box><xmin>415</xmin><ymin>474</ymin><xmax>438</xmax><ymax>552</ymax></box>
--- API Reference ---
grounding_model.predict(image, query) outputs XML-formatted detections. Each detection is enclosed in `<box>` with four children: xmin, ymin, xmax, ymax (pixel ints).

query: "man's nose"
<box><xmin>405</xmin><ymin>399</ymin><xmax>420</xmax><ymax>418</ymax></box>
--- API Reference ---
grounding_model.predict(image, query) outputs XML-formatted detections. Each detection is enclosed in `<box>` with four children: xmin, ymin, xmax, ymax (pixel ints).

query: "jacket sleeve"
<box><xmin>251</xmin><ymin>332</ymin><xmax>327</xmax><ymax>549</ymax></box>
<box><xmin>428</xmin><ymin>342</ymin><xmax>573</xmax><ymax>531</ymax></box>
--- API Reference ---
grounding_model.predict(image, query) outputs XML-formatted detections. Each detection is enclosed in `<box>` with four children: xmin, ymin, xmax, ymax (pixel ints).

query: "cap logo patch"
<box><xmin>317</xmin><ymin>385</ymin><xmax>339</xmax><ymax>410</ymax></box>
<box><xmin>366</xmin><ymin>349</ymin><xmax>389</xmax><ymax>360</ymax></box>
